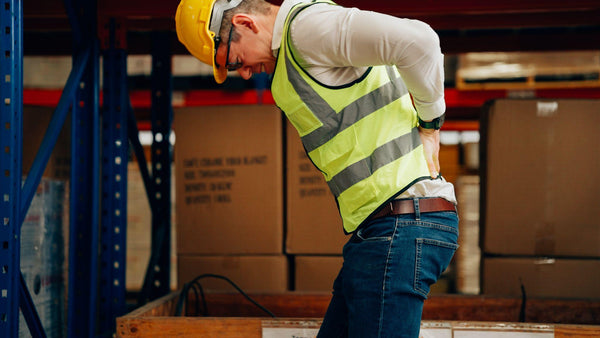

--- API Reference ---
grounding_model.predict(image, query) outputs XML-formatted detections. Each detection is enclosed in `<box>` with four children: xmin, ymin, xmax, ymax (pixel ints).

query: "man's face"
<box><xmin>215</xmin><ymin>21</ymin><xmax>277</xmax><ymax>81</ymax></box>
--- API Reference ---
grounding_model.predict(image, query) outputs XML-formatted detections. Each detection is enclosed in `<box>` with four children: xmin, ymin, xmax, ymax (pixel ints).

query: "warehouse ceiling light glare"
<box><xmin>175</xmin><ymin>0</ymin><xmax>243</xmax><ymax>84</ymax></box>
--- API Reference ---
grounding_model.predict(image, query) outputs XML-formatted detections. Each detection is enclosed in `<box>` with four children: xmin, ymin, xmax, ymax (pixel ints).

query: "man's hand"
<box><xmin>418</xmin><ymin>126</ymin><xmax>441</xmax><ymax>178</ymax></box>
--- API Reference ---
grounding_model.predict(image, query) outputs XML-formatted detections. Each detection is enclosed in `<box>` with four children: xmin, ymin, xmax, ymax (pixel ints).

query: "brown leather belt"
<box><xmin>369</xmin><ymin>197</ymin><xmax>456</xmax><ymax>221</ymax></box>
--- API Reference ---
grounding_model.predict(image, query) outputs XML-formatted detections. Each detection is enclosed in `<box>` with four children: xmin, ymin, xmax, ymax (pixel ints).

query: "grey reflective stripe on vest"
<box><xmin>327</xmin><ymin>127</ymin><xmax>421</xmax><ymax>197</ymax></box>
<box><xmin>285</xmin><ymin>56</ymin><xmax>410</xmax><ymax>153</ymax></box>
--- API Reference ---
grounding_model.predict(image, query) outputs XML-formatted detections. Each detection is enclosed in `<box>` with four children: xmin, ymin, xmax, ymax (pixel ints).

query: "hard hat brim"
<box><xmin>212</xmin><ymin>52</ymin><xmax>228</xmax><ymax>84</ymax></box>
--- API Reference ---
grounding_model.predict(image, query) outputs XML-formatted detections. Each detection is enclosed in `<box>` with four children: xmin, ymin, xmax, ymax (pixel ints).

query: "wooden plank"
<box><xmin>427</xmin><ymin>295</ymin><xmax>600</xmax><ymax>324</ymax></box>
<box><xmin>423</xmin><ymin>295</ymin><xmax>521</xmax><ymax>322</ymax></box>
<box><xmin>184</xmin><ymin>293</ymin><xmax>332</xmax><ymax>318</ymax></box>
<box><xmin>456</xmin><ymin>78</ymin><xmax>600</xmax><ymax>91</ymax></box>
<box><xmin>452</xmin><ymin>321</ymin><xmax>554</xmax><ymax>333</ymax></box>
<box><xmin>122</xmin><ymin>292</ymin><xmax>180</xmax><ymax>318</ymax></box>
<box><xmin>117</xmin><ymin>317</ymin><xmax>263</xmax><ymax>338</ymax></box>
<box><xmin>525</xmin><ymin>299</ymin><xmax>600</xmax><ymax>325</ymax></box>
<box><xmin>555</xmin><ymin>325</ymin><xmax>600</xmax><ymax>337</ymax></box>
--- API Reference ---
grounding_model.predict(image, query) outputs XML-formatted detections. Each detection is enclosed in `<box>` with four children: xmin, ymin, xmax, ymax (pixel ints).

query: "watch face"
<box><xmin>435</xmin><ymin>114</ymin><xmax>445</xmax><ymax>129</ymax></box>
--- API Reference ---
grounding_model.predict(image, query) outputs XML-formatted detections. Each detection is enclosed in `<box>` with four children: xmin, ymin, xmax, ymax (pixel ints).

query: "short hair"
<box><xmin>219</xmin><ymin>0</ymin><xmax>272</xmax><ymax>43</ymax></box>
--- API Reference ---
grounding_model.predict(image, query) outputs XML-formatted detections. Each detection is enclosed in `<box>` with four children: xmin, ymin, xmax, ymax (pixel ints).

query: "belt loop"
<box><xmin>413</xmin><ymin>198</ymin><xmax>420</xmax><ymax>221</ymax></box>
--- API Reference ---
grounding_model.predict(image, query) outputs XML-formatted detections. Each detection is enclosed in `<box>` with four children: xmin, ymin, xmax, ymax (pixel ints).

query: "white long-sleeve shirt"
<box><xmin>272</xmin><ymin>0</ymin><xmax>456</xmax><ymax>203</ymax></box>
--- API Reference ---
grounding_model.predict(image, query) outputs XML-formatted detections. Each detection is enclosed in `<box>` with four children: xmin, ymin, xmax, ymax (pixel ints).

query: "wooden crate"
<box><xmin>117</xmin><ymin>292</ymin><xmax>600</xmax><ymax>337</ymax></box>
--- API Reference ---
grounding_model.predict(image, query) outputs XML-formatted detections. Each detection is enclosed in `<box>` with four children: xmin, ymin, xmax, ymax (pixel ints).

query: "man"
<box><xmin>176</xmin><ymin>0</ymin><xmax>459</xmax><ymax>337</ymax></box>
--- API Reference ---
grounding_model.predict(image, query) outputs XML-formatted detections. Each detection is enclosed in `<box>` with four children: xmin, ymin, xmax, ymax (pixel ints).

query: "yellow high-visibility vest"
<box><xmin>271</xmin><ymin>1</ymin><xmax>431</xmax><ymax>233</ymax></box>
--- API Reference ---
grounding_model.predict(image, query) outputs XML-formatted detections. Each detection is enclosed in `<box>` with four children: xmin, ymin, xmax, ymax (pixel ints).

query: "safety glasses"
<box><xmin>214</xmin><ymin>25</ymin><xmax>243</xmax><ymax>71</ymax></box>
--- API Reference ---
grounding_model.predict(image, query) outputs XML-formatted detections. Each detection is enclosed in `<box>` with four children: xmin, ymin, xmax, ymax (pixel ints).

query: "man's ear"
<box><xmin>232</xmin><ymin>14</ymin><xmax>258</xmax><ymax>33</ymax></box>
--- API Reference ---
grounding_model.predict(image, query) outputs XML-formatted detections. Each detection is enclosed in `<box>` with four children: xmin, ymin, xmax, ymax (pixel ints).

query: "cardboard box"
<box><xmin>23</xmin><ymin>105</ymin><xmax>71</xmax><ymax>179</ymax></box>
<box><xmin>438</xmin><ymin>144</ymin><xmax>462</xmax><ymax>184</ymax></box>
<box><xmin>174</xmin><ymin>105</ymin><xmax>283</xmax><ymax>255</ymax></box>
<box><xmin>480</xmin><ymin>99</ymin><xmax>600</xmax><ymax>257</ymax></box>
<box><xmin>482</xmin><ymin>257</ymin><xmax>600</xmax><ymax>299</ymax></box>
<box><xmin>177</xmin><ymin>255</ymin><xmax>288</xmax><ymax>293</ymax></box>
<box><xmin>294</xmin><ymin>255</ymin><xmax>342</xmax><ymax>292</ymax></box>
<box><xmin>285</xmin><ymin>122</ymin><xmax>348</xmax><ymax>254</ymax></box>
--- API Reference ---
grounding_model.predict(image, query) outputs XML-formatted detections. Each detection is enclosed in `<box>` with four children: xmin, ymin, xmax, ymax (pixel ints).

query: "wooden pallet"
<box><xmin>456</xmin><ymin>51</ymin><xmax>600</xmax><ymax>90</ymax></box>
<box><xmin>456</xmin><ymin>73</ymin><xmax>600</xmax><ymax>90</ymax></box>
<box><xmin>117</xmin><ymin>292</ymin><xmax>600</xmax><ymax>337</ymax></box>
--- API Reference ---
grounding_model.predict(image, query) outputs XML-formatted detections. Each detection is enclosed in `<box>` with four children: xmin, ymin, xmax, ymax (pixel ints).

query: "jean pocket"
<box><xmin>414</xmin><ymin>238</ymin><xmax>458</xmax><ymax>299</ymax></box>
<box><xmin>355</xmin><ymin>220</ymin><xmax>394</xmax><ymax>242</ymax></box>
<box><xmin>356</xmin><ymin>228</ymin><xmax>392</xmax><ymax>242</ymax></box>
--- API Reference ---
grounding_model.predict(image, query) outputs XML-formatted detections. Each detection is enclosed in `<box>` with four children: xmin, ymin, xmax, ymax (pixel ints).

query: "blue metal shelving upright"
<box><xmin>67</xmin><ymin>0</ymin><xmax>101</xmax><ymax>335</ymax></box>
<box><xmin>0</xmin><ymin>0</ymin><xmax>23</xmax><ymax>336</ymax></box>
<box><xmin>98</xmin><ymin>17</ymin><xmax>129</xmax><ymax>336</ymax></box>
<box><xmin>137</xmin><ymin>31</ymin><xmax>173</xmax><ymax>306</ymax></box>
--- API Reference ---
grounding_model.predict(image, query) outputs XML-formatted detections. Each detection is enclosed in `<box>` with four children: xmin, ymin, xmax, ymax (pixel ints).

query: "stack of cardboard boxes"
<box><xmin>173</xmin><ymin>105</ymin><xmax>349</xmax><ymax>293</ymax></box>
<box><xmin>174</xmin><ymin>105</ymin><xmax>288</xmax><ymax>292</ymax></box>
<box><xmin>480</xmin><ymin>99</ymin><xmax>600</xmax><ymax>299</ymax></box>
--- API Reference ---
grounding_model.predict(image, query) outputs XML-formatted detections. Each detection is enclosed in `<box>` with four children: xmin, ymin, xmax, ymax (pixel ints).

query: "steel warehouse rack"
<box><xmin>2</xmin><ymin>0</ymin><xmax>600</xmax><ymax>337</ymax></box>
<box><xmin>1</xmin><ymin>0</ymin><xmax>173</xmax><ymax>337</ymax></box>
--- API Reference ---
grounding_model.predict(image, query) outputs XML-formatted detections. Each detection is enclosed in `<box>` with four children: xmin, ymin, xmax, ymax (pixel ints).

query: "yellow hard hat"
<box><xmin>175</xmin><ymin>0</ymin><xmax>242</xmax><ymax>84</ymax></box>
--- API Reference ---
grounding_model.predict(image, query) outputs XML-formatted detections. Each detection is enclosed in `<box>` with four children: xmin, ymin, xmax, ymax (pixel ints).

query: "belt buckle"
<box><xmin>386</xmin><ymin>200</ymin><xmax>395</xmax><ymax>216</ymax></box>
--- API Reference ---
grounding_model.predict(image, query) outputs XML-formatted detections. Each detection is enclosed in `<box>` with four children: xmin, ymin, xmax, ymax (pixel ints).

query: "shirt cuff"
<box><xmin>415</xmin><ymin>97</ymin><xmax>446</xmax><ymax>121</ymax></box>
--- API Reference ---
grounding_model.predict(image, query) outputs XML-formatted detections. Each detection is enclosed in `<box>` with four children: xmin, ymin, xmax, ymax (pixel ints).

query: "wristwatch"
<box><xmin>418</xmin><ymin>114</ymin><xmax>445</xmax><ymax>130</ymax></box>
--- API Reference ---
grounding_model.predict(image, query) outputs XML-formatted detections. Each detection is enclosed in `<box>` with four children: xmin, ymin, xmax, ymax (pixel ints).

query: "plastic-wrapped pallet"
<box><xmin>19</xmin><ymin>178</ymin><xmax>67</xmax><ymax>338</ymax></box>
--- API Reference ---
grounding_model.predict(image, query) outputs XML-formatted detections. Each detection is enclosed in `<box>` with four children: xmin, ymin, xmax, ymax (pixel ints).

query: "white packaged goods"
<box><xmin>19</xmin><ymin>178</ymin><xmax>67</xmax><ymax>338</ymax></box>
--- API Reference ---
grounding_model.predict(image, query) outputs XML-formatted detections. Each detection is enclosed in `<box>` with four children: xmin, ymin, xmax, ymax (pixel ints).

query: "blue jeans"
<box><xmin>317</xmin><ymin>201</ymin><xmax>459</xmax><ymax>338</ymax></box>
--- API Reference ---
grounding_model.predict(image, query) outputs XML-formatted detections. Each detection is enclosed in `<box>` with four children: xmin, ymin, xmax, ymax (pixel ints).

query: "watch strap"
<box><xmin>418</xmin><ymin>114</ymin><xmax>445</xmax><ymax>130</ymax></box>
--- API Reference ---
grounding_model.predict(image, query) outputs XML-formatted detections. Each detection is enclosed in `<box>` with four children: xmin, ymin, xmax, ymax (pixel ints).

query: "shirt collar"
<box><xmin>271</xmin><ymin>0</ymin><xmax>310</xmax><ymax>57</ymax></box>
